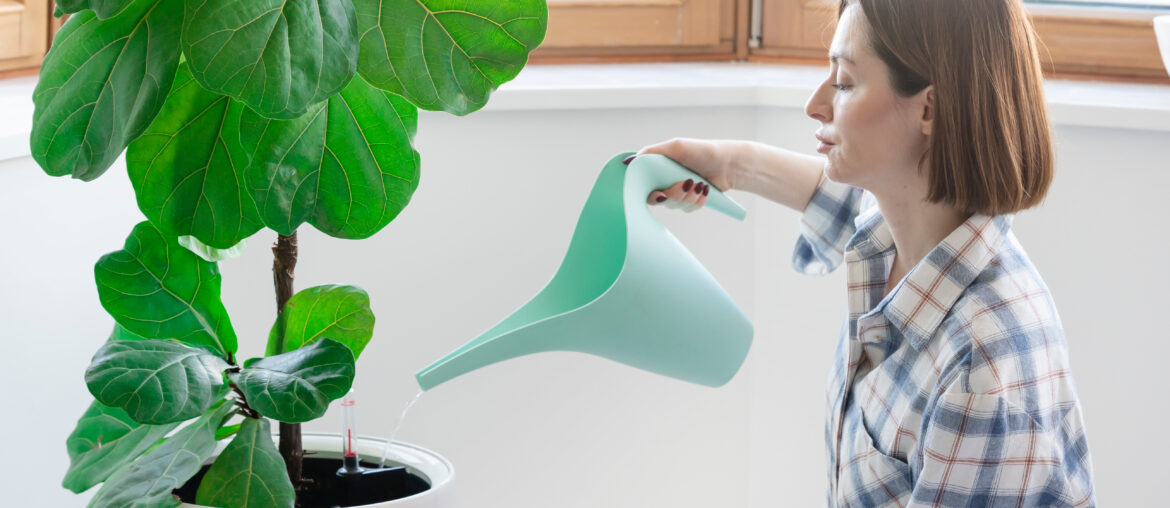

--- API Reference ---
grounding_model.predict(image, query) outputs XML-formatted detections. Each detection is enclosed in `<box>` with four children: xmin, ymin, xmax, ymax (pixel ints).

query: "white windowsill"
<box><xmin>3</xmin><ymin>61</ymin><xmax>1168</xmax><ymax>163</ymax></box>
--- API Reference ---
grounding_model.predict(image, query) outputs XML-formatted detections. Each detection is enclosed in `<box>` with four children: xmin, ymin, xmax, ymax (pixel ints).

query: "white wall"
<box><xmin>1</xmin><ymin>75</ymin><xmax>1167</xmax><ymax>507</ymax></box>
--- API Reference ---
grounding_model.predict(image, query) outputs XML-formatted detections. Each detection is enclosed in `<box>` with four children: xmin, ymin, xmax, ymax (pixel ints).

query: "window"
<box><xmin>2</xmin><ymin>0</ymin><xmax>1167</xmax><ymax>83</ymax></box>
<box><xmin>530</xmin><ymin>0</ymin><xmax>743</xmax><ymax>62</ymax></box>
<box><xmin>1031</xmin><ymin>0</ymin><xmax>1170</xmax><ymax>7</ymax></box>
<box><xmin>751</xmin><ymin>0</ymin><xmax>1170</xmax><ymax>81</ymax></box>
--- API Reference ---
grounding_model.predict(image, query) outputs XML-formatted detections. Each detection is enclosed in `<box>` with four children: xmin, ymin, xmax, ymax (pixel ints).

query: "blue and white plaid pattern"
<box><xmin>793</xmin><ymin>175</ymin><xmax>1096</xmax><ymax>507</ymax></box>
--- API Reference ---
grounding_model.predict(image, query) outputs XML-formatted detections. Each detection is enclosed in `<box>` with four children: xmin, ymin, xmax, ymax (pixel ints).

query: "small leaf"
<box><xmin>95</xmin><ymin>221</ymin><xmax>238</xmax><ymax>355</ymax></box>
<box><xmin>88</xmin><ymin>401</ymin><xmax>235</xmax><ymax>508</ymax></box>
<box><xmin>243</xmin><ymin>75</ymin><xmax>420</xmax><ymax>239</ymax></box>
<box><xmin>126</xmin><ymin>63</ymin><xmax>264</xmax><ymax>250</ymax></box>
<box><xmin>267</xmin><ymin>285</ymin><xmax>375</xmax><ymax>358</ymax></box>
<box><xmin>178</xmin><ymin>235</ymin><xmax>248</xmax><ymax>263</ymax></box>
<box><xmin>236</xmin><ymin>338</ymin><xmax>355</xmax><ymax>423</ymax></box>
<box><xmin>196</xmin><ymin>418</ymin><xmax>294</xmax><ymax>508</ymax></box>
<box><xmin>55</xmin><ymin>0</ymin><xmax>136</xmax><ymax>19</ymax></box>
<box><xmin>31</xmin><ymin>0</ymin><xmax>183</xmax><ymax>180</ymax></box>
<box><xmin>109</xmin><ymin>323</ymin><xmax>149</xmax><ymax>342</ymax></box>
<box><xmin>214</xmin><ymin>423</ymin><xmax>241</xmax><ymax>441</ymax></box>
<box><xmin>354</xmin><ymin>0</ymin><xmax>547</xmax><ymax>115</ymax></box>
<box><xmin>182</xmin><ymin>0</ymin><xmax>358</xmax><ymax>119</ymax></box>
<box><xmin>85</xmin><ymin>339</ymin><xmax>229</xmax><ymax>425</ymax></box>
<box><xmin>63</xmin><ymin>401</ymin><xmax>181</xmax><ymax>493</ymax></box>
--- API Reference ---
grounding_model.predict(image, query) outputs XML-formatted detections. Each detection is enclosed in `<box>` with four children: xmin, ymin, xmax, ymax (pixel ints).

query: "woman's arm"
<box><xmin>634</xmin><ymin>138</ymin><xmax>825</xmax><ymax>213</ymax></box>
<box><xmin>731</xmin><ymin>140</ymin><xmax>825</xmax><ymax>213</ymax></box>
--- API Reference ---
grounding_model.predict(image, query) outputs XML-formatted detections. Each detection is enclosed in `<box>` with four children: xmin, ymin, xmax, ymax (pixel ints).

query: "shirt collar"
<box><xmin>847</xmin><ymin>210</ymin><xmax>1014</xmax><ymax>351</ymax></box>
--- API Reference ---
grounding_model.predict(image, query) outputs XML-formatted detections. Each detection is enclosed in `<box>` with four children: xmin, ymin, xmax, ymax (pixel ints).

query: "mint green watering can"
<box><xmin>416</xmin><ymin>152</ymin><xmax>753</xmax><ymax>390</ymax></box>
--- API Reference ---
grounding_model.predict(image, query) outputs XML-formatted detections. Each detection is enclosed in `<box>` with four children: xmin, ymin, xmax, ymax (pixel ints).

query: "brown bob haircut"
<box><xmin>839</xmin><ymin>0</ymin><xmax>1053</xmax><ymax>215</ymax></box>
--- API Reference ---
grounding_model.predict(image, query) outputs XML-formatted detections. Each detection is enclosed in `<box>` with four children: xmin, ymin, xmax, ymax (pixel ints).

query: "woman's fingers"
<box><xmin>646</xmin><ymin>179</ymin><xmax>707</xmax><ymax>212</ymax></box>
<box><xmin>667</xmin><ymin>179</ymin><xmax>702</xmax><ymax>211</ymax></box>
<box><xmin>628</xmin><ymin>156</ymin><xmax>710</xmax><ymax>212</ymax></box>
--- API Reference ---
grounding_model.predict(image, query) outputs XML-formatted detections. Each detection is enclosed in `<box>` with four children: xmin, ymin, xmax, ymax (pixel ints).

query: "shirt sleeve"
<box><xmin>791</xmin><ymin>173</ymin><xmax>869</xmax><ymax>275</ymax></box>
<box><xmin>909</xmin><ymin>380</ymin><xmax>1097</xmax><ymax>507</ymax></box>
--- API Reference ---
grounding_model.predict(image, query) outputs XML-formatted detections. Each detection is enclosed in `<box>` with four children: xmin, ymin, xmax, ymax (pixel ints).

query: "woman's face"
<box><xmin>804</xmin><ymin>3</ymin><xmax>932</xmax><ymax>194</ymax></box>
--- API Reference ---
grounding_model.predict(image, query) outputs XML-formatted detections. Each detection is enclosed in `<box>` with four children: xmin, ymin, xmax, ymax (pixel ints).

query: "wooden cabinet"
<box><xmin>532</xmin><ymin>0</ymin><xmax>741</xmax><ymax>61</ymax></box>
<box><xmin>0</xmin><ymin>0</ymin><xmax>50</xmax><ymax>73</ymax></box>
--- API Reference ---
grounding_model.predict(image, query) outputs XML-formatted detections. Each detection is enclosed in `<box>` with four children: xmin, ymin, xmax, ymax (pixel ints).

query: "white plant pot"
<box><xmin>180</xmin><ymin>433</ymin><xmax>455</xmax><ymax>507</ymax></box>
<box><xmin>1155</xmin><ymin>15</ymin><xmax>1170</xmax><ymax>77</ymax></box>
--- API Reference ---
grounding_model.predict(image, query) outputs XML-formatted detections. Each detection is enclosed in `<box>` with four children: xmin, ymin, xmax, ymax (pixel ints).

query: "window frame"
<box><xmin>1</xmin><ymin>0</ymin><xmax>1166</xmax><ymax>84</ymax></box>
<box><xmin>750</xmin><ymin>0</ymin><xmax>1170</xmax><ymax>83</ymax></box>
<box><xmin>529</xmin><ymin>0</ymin><xmax>744</xmax><ymax>62</ymax></box>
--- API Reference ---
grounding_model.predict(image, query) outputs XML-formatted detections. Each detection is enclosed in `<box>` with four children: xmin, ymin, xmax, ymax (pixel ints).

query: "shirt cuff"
<box><xmin>791</xmin><ymin>173</ymin><xmax>864</xmax><ymax>275</ymax></box>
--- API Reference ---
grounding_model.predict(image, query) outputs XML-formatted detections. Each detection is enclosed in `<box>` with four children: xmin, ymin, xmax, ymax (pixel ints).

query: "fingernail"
<box><xmin>683</xmin><ymin>179</ymin><xmax>693</xmax><ymax>192</ymax></box>
<box><xmin>622</xmin><ymin>155</ymin><xmax>636</xmax><ymax>165</ymax></box>
<box><xmin>702</xmin><ymin>185</ymin><xmax>709</xmax><ymax>196</ymax></box>
<box><xmin>655</xmin><ymin>195</ymin><xmax>667</xmax><ymax>203</ymax></box>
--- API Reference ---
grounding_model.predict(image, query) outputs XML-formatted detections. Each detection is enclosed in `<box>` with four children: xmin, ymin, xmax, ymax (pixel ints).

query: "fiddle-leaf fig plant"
<box><xmin>33</xmin><ymin>0</ymin><xmax>548</xmax><ymax>506</ymax></box>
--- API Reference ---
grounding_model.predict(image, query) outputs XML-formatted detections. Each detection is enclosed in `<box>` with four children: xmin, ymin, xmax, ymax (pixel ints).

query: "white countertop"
<box><xmin>3</xmin><ymin>61</ymin><xmax>1168</xmax><ymax>162</ymax></box>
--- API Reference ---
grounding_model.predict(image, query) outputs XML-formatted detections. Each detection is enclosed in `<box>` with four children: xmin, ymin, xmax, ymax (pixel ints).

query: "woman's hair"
<box><xmin>840</xmin><ymin>0</ymin><xmax>1053</xmax><ymax>215</ymax></box>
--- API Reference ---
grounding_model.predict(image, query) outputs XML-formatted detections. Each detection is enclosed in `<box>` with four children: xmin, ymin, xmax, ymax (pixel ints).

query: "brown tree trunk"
<box><xmin>272</xmin><ymin>232</ymin><xmax>304</xmax><ymax>502</ymax></box>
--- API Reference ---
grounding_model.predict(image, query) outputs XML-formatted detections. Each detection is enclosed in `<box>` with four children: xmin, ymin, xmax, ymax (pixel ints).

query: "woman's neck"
<box><xmin>873</xmin><ymin>190</ymin><xmax>968</xmax><ymax>281</ymax></box>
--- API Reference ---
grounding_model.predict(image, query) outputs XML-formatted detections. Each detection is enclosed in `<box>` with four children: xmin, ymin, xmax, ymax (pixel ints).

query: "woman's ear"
<box><xmin>919</xmin><ymin>85</ymin><xmax>935</xmax><ymax>136</ymax></box>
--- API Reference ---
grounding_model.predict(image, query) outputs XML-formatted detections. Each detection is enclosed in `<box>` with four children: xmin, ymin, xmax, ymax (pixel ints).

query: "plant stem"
<box><xmin>273</xmin><ymin>232</ymin><xmax>304</xmax><ymax>500</ymax></box>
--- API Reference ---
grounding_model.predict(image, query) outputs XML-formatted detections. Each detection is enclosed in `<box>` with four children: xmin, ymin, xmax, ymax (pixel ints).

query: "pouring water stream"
<box><xmin>380</xmin><ymin>390</ymin><xmax>424</xmax><ymax>468</ymax></box>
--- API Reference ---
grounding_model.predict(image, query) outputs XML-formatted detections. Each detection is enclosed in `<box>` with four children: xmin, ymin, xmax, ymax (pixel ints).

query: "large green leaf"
<box><xmin>182</xmin><ymin>0</ymin><xmax>358</xmax><ymax>119</ymax></box>
<box><xmin>354</xmin><ymin>0</ymin><xmax>547</xmax><ymax>115</ymax></box>
<box><xmin>31</xmin><ymin>0</ymin><xmax>183</xmax><ymax>181</ymax></box>
<box><xmin>243</xmin><ymin>75</ymin><xmax>419</xmax><ymax>238</ymax></box>
<box><xmin>195</xmin><ymin>418</ymin><xmax>294</xmax><ymax>508</ymax></box>
<box><xmin>95</xmin><ymin>221</ymin><xmax>238</xmax><ymax>355</ymax></box>
<box><xmin>126</xmin><ymin>63</ymin><xmax>263</xmax><ymax>250</ymax></box>
<box><xmin>63</xmin><ymin>401</ymin><xmax>181</xmax><ymax>493</ymax></box>
<box><xmin>88</xmin><ymin>401</ymin><xmax>235</xmax><ymax>508</ymax></box>
<box><xmin>56</xmin><ymin>0</ymin><xmax>136</xmax><ymax>19</ymax></box>
<box><xmin>266</xmin><ymin>285</ymin><xmax>375</xmax><ymax>358</ymax></box>
<box><xmin>235</xmin><ymin>338</ymin><xmax>355</xmax><ymax>423</ymax></box>
<box><xmin>109</xmin><ymin>323</ymin><xmax>150</xmax><ymax>341</ymax></box>
<box><xmin>85</xmin><ymin>339</ymin><xmax>230</xmax><ymax>425</ymax></box>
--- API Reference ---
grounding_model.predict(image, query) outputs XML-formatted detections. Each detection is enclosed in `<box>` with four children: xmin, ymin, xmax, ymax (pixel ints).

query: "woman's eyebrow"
<box><xmin>829</xmin><ymin>52</ymin><xmax>853</xmax><ymax>65</ymax></box>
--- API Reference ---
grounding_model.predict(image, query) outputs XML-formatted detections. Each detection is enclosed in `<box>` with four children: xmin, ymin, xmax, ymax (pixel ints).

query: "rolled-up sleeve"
<box><xmin>910</xmin><ymin>382</ymin><xmax>1097</xmax><ymax>507</ymax></box>
<box><xmin>792</xmin><ymin>173</ymin><xmax>867</xmax><ymax>275</ymax></box>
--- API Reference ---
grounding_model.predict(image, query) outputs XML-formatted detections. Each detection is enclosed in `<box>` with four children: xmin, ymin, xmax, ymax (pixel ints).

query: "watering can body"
<box><xmin>416</xmin><ymin>152</ymin><xmax>754</xmax><ymax>390</ymax></box>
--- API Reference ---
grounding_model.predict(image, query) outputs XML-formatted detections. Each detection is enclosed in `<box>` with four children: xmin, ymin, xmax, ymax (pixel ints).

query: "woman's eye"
<box><xmin>831</xmin><ymin>83</ymin><xmax>852</xmax><ymax>91</ymax></box>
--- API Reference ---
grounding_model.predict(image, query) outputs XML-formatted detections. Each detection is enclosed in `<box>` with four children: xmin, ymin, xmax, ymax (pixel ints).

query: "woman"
<box><xmin>625</xmin><ymin>0</ymin><xmax>1096</xmax><ymax>506</ymax></box>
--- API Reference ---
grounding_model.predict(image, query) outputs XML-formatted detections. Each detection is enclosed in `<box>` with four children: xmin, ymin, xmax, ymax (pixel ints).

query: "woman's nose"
<box><xmin>804</xmin><ymin>82</ymin><xmax>833</xmax><ymax>122</ymax></box>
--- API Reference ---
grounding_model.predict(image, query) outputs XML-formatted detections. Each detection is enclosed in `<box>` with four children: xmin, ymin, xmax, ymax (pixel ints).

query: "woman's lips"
<box><xmin>815</xmin><ymin>133</ymin><xmax>835</xmax><ymax>153</ymax></box>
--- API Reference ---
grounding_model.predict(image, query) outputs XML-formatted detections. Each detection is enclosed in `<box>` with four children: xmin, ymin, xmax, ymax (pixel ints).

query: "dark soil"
<box><xmin>173</xmin><ymin>457</ymin><xmax>430</xmax><ymax>507</ymax></box>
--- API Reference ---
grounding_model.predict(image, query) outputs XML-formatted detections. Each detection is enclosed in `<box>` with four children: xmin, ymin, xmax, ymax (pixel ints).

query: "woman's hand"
<box><xmin>623</xmin><ymin>138</ymin><xmax>741</xmax><ymax>212</ymax></box>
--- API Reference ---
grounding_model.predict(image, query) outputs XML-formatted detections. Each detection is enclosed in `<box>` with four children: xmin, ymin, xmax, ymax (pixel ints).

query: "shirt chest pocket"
<box><xmin>836</xmin><ymin>406</ymin><xmax>914</xmax><ymax>507</ymax></box>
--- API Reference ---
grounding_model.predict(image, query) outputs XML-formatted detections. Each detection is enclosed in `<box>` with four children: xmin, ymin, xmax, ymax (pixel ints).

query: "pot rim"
<box><xmin>300</xmin><ymin>432</ymin><xmax>455</xmax><ymax>493</ymax></box>
<box><xmin>180</xmin><ymin>433</ymin><xmax>454</xmax><ymax>507</ymax></box>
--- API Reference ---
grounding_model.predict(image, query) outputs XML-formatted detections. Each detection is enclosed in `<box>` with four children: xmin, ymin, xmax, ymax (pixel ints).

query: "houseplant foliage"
<box><xmin>33</xmin><ymin>0</ymin><xmax>548</xmax><ymax>506</ymax></box>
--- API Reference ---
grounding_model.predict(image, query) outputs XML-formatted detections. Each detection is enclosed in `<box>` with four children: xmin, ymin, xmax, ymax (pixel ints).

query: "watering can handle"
<box><xmin>623</xmin><ymin>152</ymin><xmax>747</xmax><ymax>222</ymax></box>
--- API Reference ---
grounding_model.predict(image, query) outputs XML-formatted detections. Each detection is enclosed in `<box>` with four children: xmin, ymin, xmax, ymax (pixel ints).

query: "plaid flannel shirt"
<box><xmin>793</xmin><ymin>175</ymin><xmax>1096</xmax><ymax>507</ymax></box>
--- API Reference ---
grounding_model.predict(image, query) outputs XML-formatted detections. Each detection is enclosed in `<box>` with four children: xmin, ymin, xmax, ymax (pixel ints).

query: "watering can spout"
<box><xmin>415</xmin><ymin>152</ymin><xmax>754</xmax><ymax>391</ymax></box>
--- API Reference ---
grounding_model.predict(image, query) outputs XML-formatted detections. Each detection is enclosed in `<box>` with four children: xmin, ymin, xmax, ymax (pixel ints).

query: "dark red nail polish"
<box><xmin>655</xmin><ymin>195</ymin><xmax>667</xmax><ymax>203</ymax></box>
<box><xmin>622</xmin><ymin>155</ymin><xmax>636</xmax><ymax>165</ymax></box>
<box><xmin>702</xmin><ymin>185</ymin><xmax>709</xmax><ymax>196</ymax></box>
<box><xmin>683</xmin><ymin>179</ymin><xmax>693</xmax><ymax>192</ymax></box>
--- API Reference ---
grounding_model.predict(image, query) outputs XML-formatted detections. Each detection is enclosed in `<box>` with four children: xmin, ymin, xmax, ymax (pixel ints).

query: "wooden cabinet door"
<box><xmin>0</xmin><ymin>0</ymin><xmax>49</xmax><ymax>73</ymax></box>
